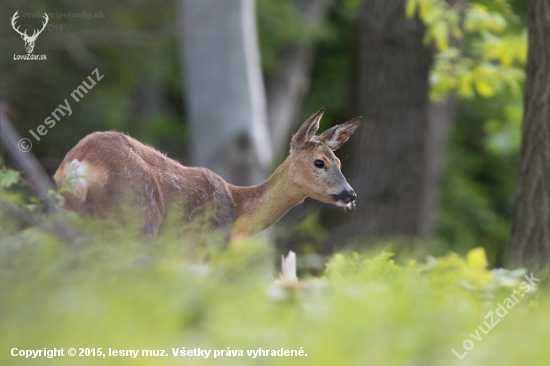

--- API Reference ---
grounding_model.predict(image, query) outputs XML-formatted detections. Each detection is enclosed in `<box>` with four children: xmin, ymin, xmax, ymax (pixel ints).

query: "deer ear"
<box><xmin>315</xmin><ymin>116</ymin><xmax>362</xmax><ymax>151</ymax></box>
<box><xmin>291</xmin><ymin>109</ymin><xmax>324</xmax><ymax>149</ymax></box>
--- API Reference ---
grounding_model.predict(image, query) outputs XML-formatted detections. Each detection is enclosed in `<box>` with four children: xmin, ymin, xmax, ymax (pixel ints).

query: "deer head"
<box><xmin>11</xmin><ymin>11</ymin><xmax>48</xmax><ymax>54</ymax></box>
<box><xmin>290</xmin><ymin>109</ymin><xmax>362</xmax><ymax>209</ymax></box>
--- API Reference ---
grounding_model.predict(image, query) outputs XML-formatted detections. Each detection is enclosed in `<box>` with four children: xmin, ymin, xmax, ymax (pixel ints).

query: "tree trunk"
<box><xmin>509</xmin><ymin>0</ymin><xmax>550</xmax><ymax>270</ymax></box>
<box><xmin>0</xmin><ymin>103</ymin><xmax>56</xmax><ymax>212</ymax></box>
<box><xmin>266</xmin><ymin>0</ymin><xmax>331</xmax><ymax>157</ymax></box>
<box><xmin>327</xmin><ymin>0</ymin><xmax>433</xmax><ymax>246</ymax></box>
<box><xmin>177</xmin><ymin>0</ymin><xmax>272</xmax><ymax>185</ymax></box>
<box><xmin>418</xmin><ymin>0</ymin><xmax>465</xmax><ymax>240</ymax></box>
<box><xmin>418</xmin><ymin>95</ymin><xmax>457</xmax><ymax>239</ymax></box>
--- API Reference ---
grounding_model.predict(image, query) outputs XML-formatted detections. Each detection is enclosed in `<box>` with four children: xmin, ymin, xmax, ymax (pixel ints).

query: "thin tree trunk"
<box><xmin>509</xmin><ymin>0</ymin><xmax>550</xmax><ymax>270</ymax></box>
<box><xmin>418</xmin><ymin>0</ymin><xmax>466</xmax><ymax>240</ymax></box>
<box><xmin>129</xmin><ymin>79</ymin><xmax>164</xmax><ymax>125</ymax></box>
<box><xmin>266</xmin><ymin>0</ymin><xmax>331</xmax><ymax>157</ymax></box>
<box><xmin>0</xmin><ymin>103</ymin><xmax>56</xmax><ymax>212</ymax></box>
<box><xmin>328</xmin><ymin>0</ymin><xmax>433</xmax><ymax>245</ymax></box>
<box><xmin>418</xmin><ymin>95</ymin><xmax>456</xmax><ymax>239</ymax></box>
<box><xmin>177</xmin><ymin>0</ymin><xmax>272</xmax><ymax>185</ymax></box>
<box><xmin>0</xmin><ymin>103</ymin><xmax>78</xmax><ymax>244</ymax></box>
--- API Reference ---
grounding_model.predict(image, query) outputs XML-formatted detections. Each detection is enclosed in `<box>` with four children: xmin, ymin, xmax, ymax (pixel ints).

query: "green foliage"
<box><xmin>407</xmin><ymin>0</ymin><xmax>527</xmax><ymax>101</ymax></box>
<box><xmin>483</xmin><ymin>101</ymin><xmax>522</xmax><ymax>155</ymax></box>
<box><xmin>465</xmin><ymin>3</ymin><xmax>507</xmax><ymax>33</ymax></box>
<box><xmin>431</xmin><ymin>47</ymin><xmax>525</xmax><ymax>100</ymax></box>
<box><xmin>0</xmin><ymin>156</ymin><xmax>26</xmax><ymax>211</ymax></box>
<box><xmin>277</xmin><ymin>214</ymin><xmax>327</xmax><ymax>249</ymax></box>
<box><xmin>405</xmin><ymin>0</ymin><xmax>528</xmax><ymax>263</ymax></box>
<box><xmin>1</xmin><ymin>224</ymin><xmax>548</xmax><ymax>366</ymax></box>
<box><xmin>406</xmin><ymin>0</ymin><xmax>463</xmax><ymax>51</ymax></box>
<box><xmin>0</xmin><ymin>156</ymin><xmax>20</xmax><ymax>189</ymax></box>
<box><xmin>326</xmin><ymin>251</ymin><xmax>404</xmax><ymax>282</ymax></box>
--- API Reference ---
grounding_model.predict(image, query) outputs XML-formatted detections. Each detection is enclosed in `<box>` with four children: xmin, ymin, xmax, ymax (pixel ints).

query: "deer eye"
<box><xmin>314</xmin><ymin>160</ymin><xmax>325</xmax><ymax>168</ymax></box>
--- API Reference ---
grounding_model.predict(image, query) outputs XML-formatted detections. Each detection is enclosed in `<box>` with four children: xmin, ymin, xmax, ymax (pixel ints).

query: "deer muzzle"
<box><xmin>332</xmin><ymin>188</ymin><xmax>356</xmax><ymax>205</ymax></box>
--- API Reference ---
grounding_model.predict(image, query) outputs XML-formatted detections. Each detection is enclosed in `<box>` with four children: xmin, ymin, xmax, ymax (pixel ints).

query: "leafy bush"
<box><xmin>1</xmin><ymin>204</ymin><xmax>548</xmax><ymax>366</ymax></box>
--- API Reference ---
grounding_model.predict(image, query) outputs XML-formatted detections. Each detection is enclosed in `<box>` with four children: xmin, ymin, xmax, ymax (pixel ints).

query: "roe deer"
<box><xmin>54</xmin><ymin>109</ymin><xmax>361</xmax><ymax>237</ymax></box>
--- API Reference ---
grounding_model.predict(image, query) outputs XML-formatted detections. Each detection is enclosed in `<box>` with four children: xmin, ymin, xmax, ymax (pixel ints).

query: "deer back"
<box><xmin>54</xmin><ymin>131</ymin><xmax>237</xmax><ymax>235</ymax></box>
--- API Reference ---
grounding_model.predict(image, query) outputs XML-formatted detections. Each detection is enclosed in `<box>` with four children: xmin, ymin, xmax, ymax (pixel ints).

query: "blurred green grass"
<box><xmin>1</xmin><ymin>220</ymin><xmax>548</xmax><ymax>366</ymax></box>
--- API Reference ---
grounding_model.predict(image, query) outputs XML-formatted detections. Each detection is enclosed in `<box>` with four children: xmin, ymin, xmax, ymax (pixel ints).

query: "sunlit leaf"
<box><xmin>467</xmin><ymin>247</ymin><xmax>488</xmax><ymax>269</ymax></box>
<box><xmin>475</xmin><ymin>79</ymin><xmax>495</xmax><ymax>97</ymax></box>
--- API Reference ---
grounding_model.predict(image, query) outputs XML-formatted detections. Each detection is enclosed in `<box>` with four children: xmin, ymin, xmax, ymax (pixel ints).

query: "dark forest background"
<box><xmin>2</xmin><ymin>0</ymin><xmax>548</xmax><ymax>270</ymax></box>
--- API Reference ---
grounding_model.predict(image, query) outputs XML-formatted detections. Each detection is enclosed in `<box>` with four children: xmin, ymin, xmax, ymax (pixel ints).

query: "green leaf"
<box><xmin>475</xmin><ymin>79</ymin><xmax>495</xmax><ymax>97</ymax></box>
<box><xmin>0</xmin><ymin>169</ymin><xmax>20</xmax><ymax>188</ymax></box>
<box><xmin>433</xmin><ymin>21</ymin><xmax>449</xmax><ymax>51</ymax></box>
<box><xmin>405</xmin><ymin>0</ymin><xmax>419</xmax><ymax>18</ymax></box>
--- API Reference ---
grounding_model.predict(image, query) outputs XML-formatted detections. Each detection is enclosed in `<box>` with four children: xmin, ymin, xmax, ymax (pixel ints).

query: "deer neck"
<box><xmin>228</xmin><ymin>157</ymin><xmax>306</xmax><ymax>236</ymax></box>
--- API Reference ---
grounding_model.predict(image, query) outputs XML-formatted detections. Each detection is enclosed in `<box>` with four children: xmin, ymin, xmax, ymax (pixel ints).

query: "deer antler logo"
<box><xmin>11</xmin><ymin>11</ymin><xmax>48</xmax><ymax>54</ymax></box>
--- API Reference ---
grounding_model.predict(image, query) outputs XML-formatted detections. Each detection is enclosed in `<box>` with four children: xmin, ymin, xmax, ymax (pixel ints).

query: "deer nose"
<box><xmin>332</xmin><ymin>189</ymin><xmax>357</xmax><ymax>204</ymax></box>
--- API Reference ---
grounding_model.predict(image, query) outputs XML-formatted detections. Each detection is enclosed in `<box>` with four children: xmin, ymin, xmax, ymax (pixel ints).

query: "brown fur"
<box><xmin>54</xmin><ymin>110</ymin><xmax>361</xmax><ymax>237</ymax></box>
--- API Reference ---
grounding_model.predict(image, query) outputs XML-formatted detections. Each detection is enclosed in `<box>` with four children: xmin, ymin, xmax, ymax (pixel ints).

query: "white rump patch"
<box><xmin>67</xmin><ymin>160</ymin><xmax>89</xmax><ymax>202</ymax></box>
